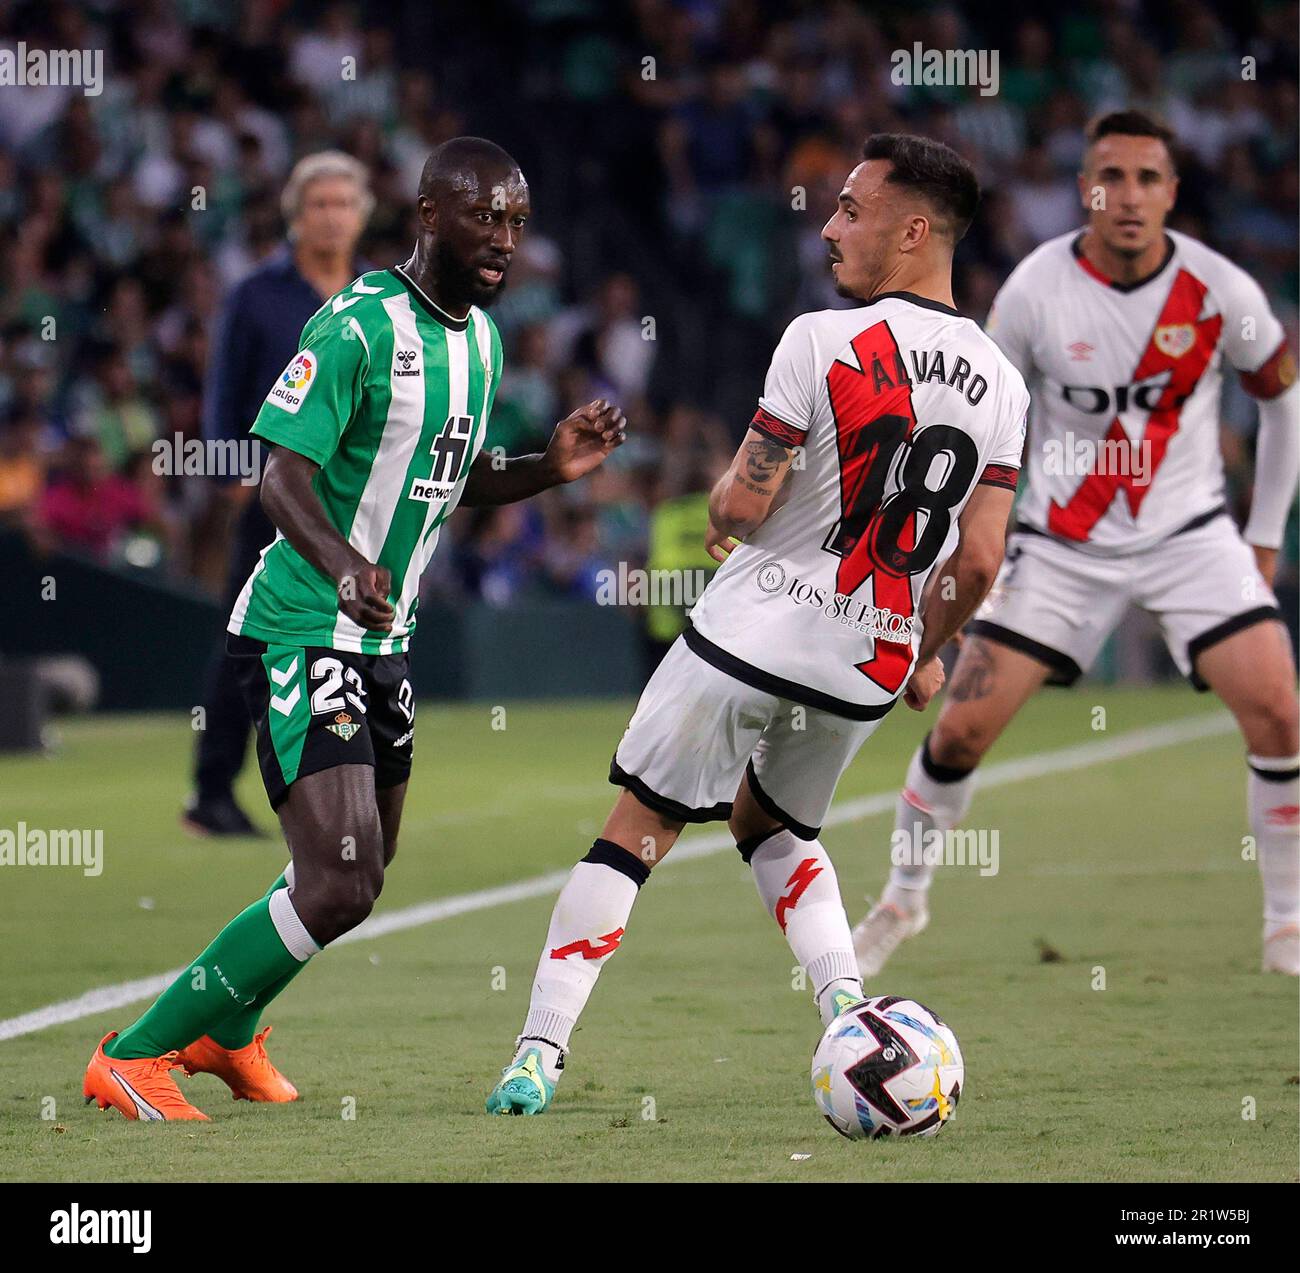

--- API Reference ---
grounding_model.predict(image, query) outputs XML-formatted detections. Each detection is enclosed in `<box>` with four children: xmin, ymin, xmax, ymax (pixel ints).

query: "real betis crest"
<box><xmin>327</xmin><ymin>712</ymin><xmax>361</xmax><ymax>741</ymax></box>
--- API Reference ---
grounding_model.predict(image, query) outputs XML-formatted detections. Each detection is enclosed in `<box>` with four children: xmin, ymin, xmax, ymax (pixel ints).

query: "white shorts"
<box><xmin>611</xmin><ymin>638</ymin><xmax>889</xmax><ymax>839</ymax></box>
<box><xmin>970</xmin><ymin>511</ymin><xmax>1282</xmax><ymax>689</ymax></box>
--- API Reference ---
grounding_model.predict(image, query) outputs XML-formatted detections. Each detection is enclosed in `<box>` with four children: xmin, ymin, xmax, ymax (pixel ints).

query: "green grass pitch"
<box><xmin>0</xmin><ymin>687</ymin><xmax>1295</xmax><ymax>1182</ymax></box>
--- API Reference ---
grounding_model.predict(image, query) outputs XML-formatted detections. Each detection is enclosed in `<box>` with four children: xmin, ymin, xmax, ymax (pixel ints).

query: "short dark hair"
<box><xmin>1085</xmin><ymin>110</ymin><xmax>1177</xmax><ymax>164</ymax></box>
<box><xmin>861</xmin><ymin>133</ymin><xmax>980</xmax><ymax>244</ymax></box>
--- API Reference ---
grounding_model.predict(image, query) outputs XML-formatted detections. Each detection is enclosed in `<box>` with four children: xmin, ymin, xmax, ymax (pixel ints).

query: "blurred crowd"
<box><xmin>1</xmin><ymin>0</ymin><xmax>1296</xmax><ymax>615</ymax></box>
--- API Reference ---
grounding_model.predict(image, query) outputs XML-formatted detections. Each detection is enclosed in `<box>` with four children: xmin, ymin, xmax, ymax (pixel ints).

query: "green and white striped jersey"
<box><xmin>228</xmin><ymin>266</ymin><xmax>502</xmax><ymax>653</ymax></box>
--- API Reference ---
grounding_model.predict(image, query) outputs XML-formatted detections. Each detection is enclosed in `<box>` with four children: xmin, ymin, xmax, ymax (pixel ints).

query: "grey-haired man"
<box><xmin>184</xmin><ymin>151</ymin><xmax>373</xmax><ymax>837</ymax></box>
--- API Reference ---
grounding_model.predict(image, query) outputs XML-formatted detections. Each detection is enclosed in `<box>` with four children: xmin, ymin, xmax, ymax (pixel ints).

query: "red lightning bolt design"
<box><xmin>775</xmin><ymin>858</ymin><xmax>823</xmax><ymax>932</ymax></box>
<box><xmin>549</xmin><ymin>928</ymin><xmax>625</xmax><ymax>960</ymax></box>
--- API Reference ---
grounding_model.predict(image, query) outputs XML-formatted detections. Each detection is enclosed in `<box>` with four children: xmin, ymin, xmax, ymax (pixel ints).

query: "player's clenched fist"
<box><xmin>338</xmin><ymin>560</ymin><xmax>395</xmax><ymax>632</ymax></box>
<box><xmin>903</xmin><ymin>656</ymin><xmax>945</xmax><ymax>712</ymax></box>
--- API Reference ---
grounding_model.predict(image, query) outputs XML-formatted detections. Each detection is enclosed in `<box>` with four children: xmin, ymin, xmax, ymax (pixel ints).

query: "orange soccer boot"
<box><xmin>176</xmin><ymin>1025</ymin><xmax>299</xmax><ymax>1102</ymax></box>
<box><xmin>83</xmin><ymin>1032</ymin><xmax>210</xmax><ymax>1121</ymax></box>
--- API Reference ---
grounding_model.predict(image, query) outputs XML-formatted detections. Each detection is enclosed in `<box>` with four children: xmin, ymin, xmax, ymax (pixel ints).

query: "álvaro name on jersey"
<box><xmin>687</xmin><ymin>291</ymin><xmax>1029</xmax><ymax>718</ymax></box>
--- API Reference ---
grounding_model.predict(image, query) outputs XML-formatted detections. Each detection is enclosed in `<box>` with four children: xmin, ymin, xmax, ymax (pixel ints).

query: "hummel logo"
<box><xmin>269</xmin><ymin>657</ymin><xmax>298</xmax><ymax>686</ymax></box>
<box><xmin>1067</xmin><ymin>341</ymin><xmax>1094</xmax><ymax>361</ymax></box>
<box><xmin>394</xmin><ymin>349</ymin><xmax>420</xmax><ymax>377</ymax></box>
<box><xmin>270</xmin><ymin>686</ymin><xmax>300</xmax><ymax>716</ymax></box>
<box><xmin>269</xmin><ymin>658</ymin><xmax>300</xmax><ymax>714</ymax></box>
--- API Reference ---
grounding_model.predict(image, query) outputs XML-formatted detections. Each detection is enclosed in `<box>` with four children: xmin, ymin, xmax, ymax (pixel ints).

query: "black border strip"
<box><xmin>735</xmin><ymin>825</ymin><xmax>785</xmax><ymax>863</ymax></box>
<box><xmin>868</xmin><ymin>290</ymin><xmax>961</xmax><ymax>317</ymax></box>
<box><xmin>1070</xmin><ymin>231</ymin><xmax>1176</xmax><ymax>293</ymax></box>
<box><xmin>1186</xmin><ymin>606</ymin><xmax>1284</xmax><ymax>691</ymax></box>
<box><xmin>1013</xmin><ymin>503</ymin><xmax>1227</xmax><ymax>550</ymax></box>
<box><xmin>1173</xmin><ymin>504</ymin><xmax>1227</xmax><ymax>537</ymax></box>
<box><xmin>1250</xmin><ymin>760</ymin><xmax>1300</xmax><ymax>783</ymax></box>
<box><xmin>388</xmin><ymin>266</ymin><xmax>470</xmax><ymax>331</ymax></box>
<box><xmin>745</xmin><ymin>760</ymin><xmax>819</xmax><ymax>841</ymax></box>
<box><xmin>966</xmin><ymin>620</ymin><xmax>1083</xmax><ymax>687</ymax></box>
<box><xmin>583</xmin><ymin>838</ymin><xmax>651</xmax><ymax>887</ymax></box>
<box><xmin>682</xmin><ymin>625</ymin><xmax>897</xmax><ymax>722</ymax></box>
<box><xmin>608</xmin><ymin>758</ymin><xmax>733</xmax><ymax>824</ymax></box>
<box><xmin>921</xmin><ymin>732</ymin><xmax>975</xmax><ymax>784</ymax></box>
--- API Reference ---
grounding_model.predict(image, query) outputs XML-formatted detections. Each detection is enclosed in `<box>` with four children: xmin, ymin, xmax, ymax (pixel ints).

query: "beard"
<box><xmin>831</xmin><ymin>262</ymin><xmax>874</xmax><ymax>301</ymax></box>
<box><xmin>435</xmin><ymin>236</ymin><xmax>508</xmax><ymax>309</ymax></box>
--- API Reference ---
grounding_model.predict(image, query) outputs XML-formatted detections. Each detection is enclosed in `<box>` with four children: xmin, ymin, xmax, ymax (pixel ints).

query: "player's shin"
<box><xmin>513</xmin><ymin>839</ymin><xmax>649</xmax><ymax>1080</ymax></box>
<box><xmin>206</xmin><ymin>862</ymin><xmax>309</xmax><ymax>1049</ymax></box>
<box><xmin>1249</xmin><ymin>754</ymin><xmax>1300</xmax><ymax>946</ymax></box>
<box><xmin>886</xmin><ymin>734</ymin><xmax>977</xmax><ymax>907</ymax></box>
<box><xmin>743</xmin><ymin>829</ymin><xmax>861</xmax><ymax>1026</ymax></box>
<box><xmin>104</xmin><ymin>869</ymin><xmax>320</xmax><ymax>1060</ymax></box>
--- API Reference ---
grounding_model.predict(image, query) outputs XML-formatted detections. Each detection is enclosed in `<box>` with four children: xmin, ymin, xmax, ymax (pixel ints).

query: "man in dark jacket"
<box><xmin>184</xmin><ymin>151</ymin><xmax>372</xmax><ymax>836</ymax></box>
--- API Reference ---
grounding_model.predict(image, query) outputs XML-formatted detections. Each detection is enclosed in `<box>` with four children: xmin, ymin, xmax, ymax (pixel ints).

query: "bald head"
<box><xmin>418</xmin><ymin>136</ymin><xmax>524</xmax><ymax>206</ymax></box>
<box><xmin>408</xmin><ymin>136</ymin><xmax>531</xmax><ymax>312</ymax></box>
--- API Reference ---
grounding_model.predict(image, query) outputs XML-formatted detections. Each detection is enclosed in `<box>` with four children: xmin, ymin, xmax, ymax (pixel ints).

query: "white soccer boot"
<box><xmin>852</xmin><ymin>889</ymin><xmax>929</xmax><ymax>979</ymax></box>
<box><xmin>1262</xmin><ymin>923</ymin><xmax>1299</xmax><ymax>975</ymax></box>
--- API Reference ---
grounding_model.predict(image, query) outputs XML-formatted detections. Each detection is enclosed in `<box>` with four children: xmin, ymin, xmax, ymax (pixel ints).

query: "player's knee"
<box><xmin>1240</xmin><ymin>694</ymin><xmax>1300</xmax><ymax>757</ymax></box>
<box><xmin>300</xmin><ymin>857</ymin><xmax>383</xmax><ymax>943</ymax></box>
<box><xmin>319</xmin><ymin>875</ymin><xmax>379</xmax><ymax>942</ymax></box>
<box><xmin>728</xmin><ymin>780</ymin><xmax>782</xmax><ymax>849</ymax></box>
<box><xmin>929</xmin><ymin>716</ymin><xmax>992</xmax><ymax>772</ymax></box>
<box><xmin>729</xmin><ymin>808</ymin><xmax>779</xmax><ymax>848</ymax></box>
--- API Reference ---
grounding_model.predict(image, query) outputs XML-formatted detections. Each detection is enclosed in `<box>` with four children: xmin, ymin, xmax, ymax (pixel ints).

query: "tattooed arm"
<box><xmin>705</xmin><ymin>428</ymin><xmax>797</xmax><ymax>562</ymax></box>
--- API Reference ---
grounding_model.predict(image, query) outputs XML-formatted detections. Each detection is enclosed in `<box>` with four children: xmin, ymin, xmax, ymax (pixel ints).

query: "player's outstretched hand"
<box><xmin>903</xmin><ymin>656</ymin><xmax>945</xmax><ymax>712</ymax></box>
<box><xmin>338</xmin><ymin>560</ymin><xmax>395</xmax><ymax>632</ymax></box>
<box><xmin>546</xmin><ymin>399</ymin><xmax>627</xmax><ymax>483</ymax></box>
<box><xmin>705</xmin><ymin>520</ymin><xmax>739</xmax><ymax>563</ymax></box>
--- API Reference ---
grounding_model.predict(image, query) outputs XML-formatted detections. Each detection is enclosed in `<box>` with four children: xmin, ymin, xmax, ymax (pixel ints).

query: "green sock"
<box><xmin>105</xmin><ymin>870</ymin><xmax>313</xmax><ymax>1059</ymax></box>
<box><xmin>205</xmin><ymin>869</ymin><xmax>307</xmax><ymax>1050</ymax></box>
<box><xmin>206</xmin><ymin>962</ymin><xmax>305</xmax><ymax>1049</ymax></box>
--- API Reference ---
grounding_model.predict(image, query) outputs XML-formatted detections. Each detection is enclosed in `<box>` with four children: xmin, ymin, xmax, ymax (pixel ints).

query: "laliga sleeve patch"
<box><xmin>266</xmin><ymin>350</ymin><xmax>318</xmax><ymax>415</ymax></box>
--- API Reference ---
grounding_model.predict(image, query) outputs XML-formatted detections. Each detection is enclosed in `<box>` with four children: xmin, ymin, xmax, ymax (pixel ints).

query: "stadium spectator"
<box><xmin>183</xmin><ymin>149</ymin><xmax>372</xmax><ymax>838</ymax></box>
<box><xmin>0</xmin><ymin>413</ymin><xmax>46</xmax><ymax>529</ymax></box>
<box><xmin>0</xmin><ymin>0</ymin><xmax>1291</xmax><ymax>646</ymax></box>
<box><xmin>36</xmin><ymin>436</ymin><xmax>155</xmax><ymax>559</ymax></box>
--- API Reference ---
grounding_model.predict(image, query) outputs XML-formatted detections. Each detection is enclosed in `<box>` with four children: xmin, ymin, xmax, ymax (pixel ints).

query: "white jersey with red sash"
<box><xmin>986</xmin><ymin>228</ymin><xmax>1287</xmax><ymax>556</ymax></box>
<box><xmin>686</xmin><ymin>292</ymin><xmax>1029</xmax><ymax>719</ymax></box>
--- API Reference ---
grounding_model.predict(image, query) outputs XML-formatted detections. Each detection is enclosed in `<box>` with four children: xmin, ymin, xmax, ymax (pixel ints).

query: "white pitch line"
<box><xmin>0</xmin><ymin>711</ymin><xmax>1234</xmax><ymax>1043</ymax></box>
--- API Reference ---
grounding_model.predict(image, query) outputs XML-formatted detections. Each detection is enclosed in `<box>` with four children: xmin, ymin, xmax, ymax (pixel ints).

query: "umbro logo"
<box><xmin>1067</xmin><ymin>341</ymin><xmax>1094</xmax><ymax>361</ymax></box>
<box><xmin>394</xmin><ymin>350</ymin><xmax>421</xmax><ymax>377</ymax></box>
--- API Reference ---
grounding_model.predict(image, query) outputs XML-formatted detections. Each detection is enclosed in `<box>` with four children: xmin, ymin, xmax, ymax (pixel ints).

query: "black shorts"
<box><xmin>227</xmin><ymin>633</ymin><xmax>415</xmax><ymax>810</ymax></box>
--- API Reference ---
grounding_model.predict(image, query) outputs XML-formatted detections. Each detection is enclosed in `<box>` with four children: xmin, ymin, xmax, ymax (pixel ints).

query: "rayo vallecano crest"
<box><xmin>1154</xmin><ymin>323</ymin><xmax>1195</xmax><ymax>358</ymax></box>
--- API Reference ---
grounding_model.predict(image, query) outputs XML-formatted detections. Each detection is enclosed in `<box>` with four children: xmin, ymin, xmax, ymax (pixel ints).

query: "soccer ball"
<box><xmin>811</xmin><ymin>995</ymin><xmax>963</xmax><ymax>1139</ymax></box>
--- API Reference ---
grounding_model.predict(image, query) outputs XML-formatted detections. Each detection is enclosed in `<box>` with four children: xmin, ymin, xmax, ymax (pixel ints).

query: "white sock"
<box><xmin>1249</xmin><ymin>754</ymin><xmax>1300</xmax><ymax>930</ymax></box>
<box><xmin>885</xmin><ymin>735</ymin><xmax>976</xmax><ymax>908</ymax></box>
<box><xmin>267</xmin><ymin>887</ymin><xmax>320</xmax><ymax>961</ymax></box>
<box><xmin>746</xmin><ymin>829</ymin><xmax>860</xmax><ymax>1025</ymax></box>
<box><xmin>516</xmin><ymin>840</ymin><xmax>649</xmax><ymax>1081</ymax></box>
